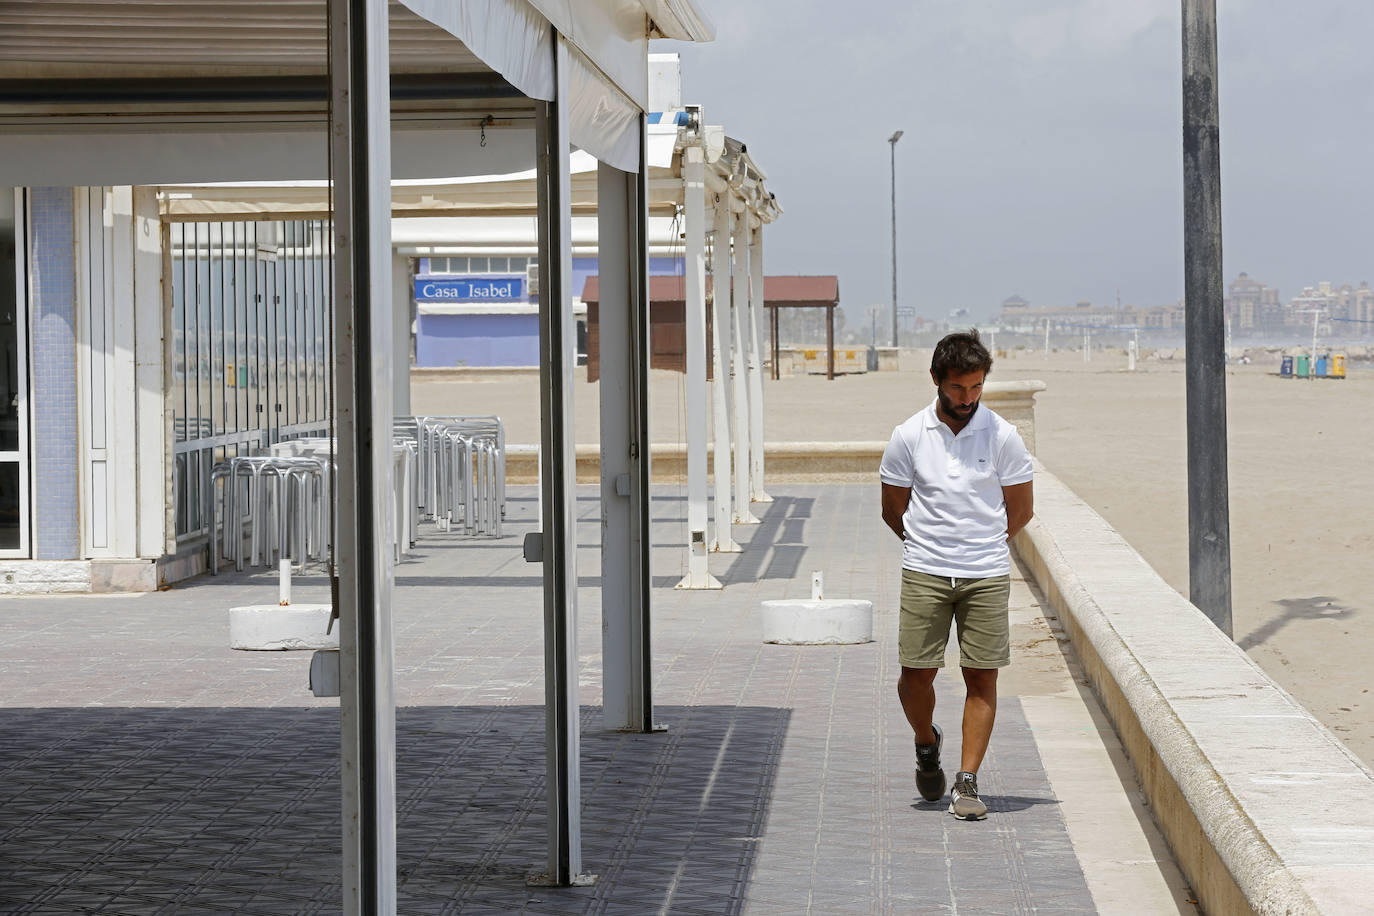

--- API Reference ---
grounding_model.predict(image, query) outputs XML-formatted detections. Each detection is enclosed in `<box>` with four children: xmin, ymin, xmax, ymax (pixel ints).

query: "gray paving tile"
<box><xmin>1</xmin><ymin>484</ymin><xmax>1094</xmax><ymax>914</ymax></box>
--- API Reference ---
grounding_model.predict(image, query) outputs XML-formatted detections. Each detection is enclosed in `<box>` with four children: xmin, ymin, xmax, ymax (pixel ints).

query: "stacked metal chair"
<box><xmin>413</xmin><ymin>415</ymin><xmax>506</xmax><ymax>538</ymax></box>
<box><xmin>210</xmin><ymin>454</ymin><xmax>327</xmax><ymax>574</ymax></box>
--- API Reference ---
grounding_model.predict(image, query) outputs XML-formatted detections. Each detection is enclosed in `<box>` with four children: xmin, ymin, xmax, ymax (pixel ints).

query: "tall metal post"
<box><xmin>676</xmin><ymin>143</ymin><xmax>721</xmax><ymax>588</ymax></box>
<box><xmin>888</xmin><ymin>130</ymin><xmax>903</xmax><ymax>349</ymax></box>
<box><xmin>747</xmin><ymin>220</ymin><xmax>771</xmax><ymax>503</ymax></box>
<box><xmin>327</xmin><ymin>0</ymin><xmax>397</xmax><ymax>909</ymax></box>
<box><xmin>596</xmin><ymin>121</ymin><xmax>655</xmax><ymax>731</ymax></box>
<box><xmin>709</xmin><ymin>194</ymin><xmax>739</xmax><ymax>553</ymax></box>
<box><xmin>729</xmin><ymin>205</ymin><xmax>756</xmax><ymax>524</ymax></box>
<box><xmin>533</xmin><ymin>34</ymin><xmax>591</xmax><ymax>885</ymax></box>
<box><xmin>1182</xmin><ymin>0</ymin><xmax>1233</xmax><ymax>635</ymax></box>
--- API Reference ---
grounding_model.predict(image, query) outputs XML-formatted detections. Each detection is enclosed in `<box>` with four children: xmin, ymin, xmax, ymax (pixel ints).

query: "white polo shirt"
<box><xmin>878</xmin><ymin>400</ymin><xmax>1034</xmax><ymax>578</ymax></box>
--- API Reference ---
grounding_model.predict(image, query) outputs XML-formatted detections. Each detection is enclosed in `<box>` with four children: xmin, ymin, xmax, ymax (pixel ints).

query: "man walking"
<box><xmin>879</xmin><ymin>330</ymin><xmax>1034</xmax><ymax>820</ymax></box>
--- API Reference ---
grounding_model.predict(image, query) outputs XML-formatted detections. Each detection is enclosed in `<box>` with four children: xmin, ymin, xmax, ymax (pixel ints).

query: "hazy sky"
<box><xmin>668</xmin><ymin>1</ymin><xmax>1374</xmax><ymax>321</ymax></box>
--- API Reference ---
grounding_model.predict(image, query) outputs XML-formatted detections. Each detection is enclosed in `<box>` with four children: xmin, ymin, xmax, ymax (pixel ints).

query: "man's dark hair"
<box><xmin>930</xmin><ymin>329</ymin><xmax>993</xmax><ymax>382</ymax></box>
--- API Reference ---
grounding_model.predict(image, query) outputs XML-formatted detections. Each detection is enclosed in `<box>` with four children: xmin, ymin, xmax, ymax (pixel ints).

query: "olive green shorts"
<box><xmin>899</xmin><ymin>569</ymin><xmax>1011</xmax><ymax>670</ymax></box>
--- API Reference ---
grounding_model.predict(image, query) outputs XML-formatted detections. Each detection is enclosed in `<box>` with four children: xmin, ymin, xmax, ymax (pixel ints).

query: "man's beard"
<box><xmin>938</xmin><ymin>388</ymin><xmax>979</xmax><ymax>422</ymax></box>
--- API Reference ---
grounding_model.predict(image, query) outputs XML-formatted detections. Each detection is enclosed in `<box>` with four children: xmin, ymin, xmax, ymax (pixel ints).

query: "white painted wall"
<box><xmin>133</xmin><ymin>188</ymin><xmax>166</xmax><ymax>558</ymax></box>
<box><xmin>76</xmin><ymin>187</ymin><xmax>160</xmax><ymax>561</ymax></box>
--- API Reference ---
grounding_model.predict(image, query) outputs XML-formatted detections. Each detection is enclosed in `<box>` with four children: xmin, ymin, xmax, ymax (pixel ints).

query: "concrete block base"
<box><xmin>761</xmin><ymin>598</ymin><xmax>873</xmax><ymax>645</ymax></box>
<box><xmin>91</xmin><ymin>559</ymin><xmax>158</xmax><ymax>593</ymax></box>
<box><xmin>229</xmin><ymin>604</ymin><xmax>337</xmax><ymax>651</ymax></box>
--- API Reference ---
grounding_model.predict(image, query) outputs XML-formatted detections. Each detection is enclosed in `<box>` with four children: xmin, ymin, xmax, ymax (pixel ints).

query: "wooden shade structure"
<box><xmin>583</xmin><ymin>273</ymin><xmax>841</xmax><ymax>380</ymax></box>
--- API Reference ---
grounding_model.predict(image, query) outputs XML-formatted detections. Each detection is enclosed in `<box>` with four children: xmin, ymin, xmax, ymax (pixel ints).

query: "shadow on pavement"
<box><xmin>0</xmin><ymin>704</ymin><xmax>789</xmax><ymax>915</ymax></box>
<box><xmin>718</xmin><ymin>495</ymin><xmax>816</xmax><ymax>586</ymax></box>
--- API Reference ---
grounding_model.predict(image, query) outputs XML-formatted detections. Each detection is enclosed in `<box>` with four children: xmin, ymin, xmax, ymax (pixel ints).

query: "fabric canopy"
<box><xmin>158</xmin><ymin>131</ymin><xmax>681</xmax><ymax>219</ymax></box>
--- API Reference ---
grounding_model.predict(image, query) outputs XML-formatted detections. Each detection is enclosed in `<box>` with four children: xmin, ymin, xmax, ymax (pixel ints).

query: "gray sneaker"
<box><xmin>914</xmin><ymin>724</ymin><xmax>946</xmax><ymax>802</ymax></box>
<box><xmin>949</xmin><ymin>770</ymin><xmax>987</xmax><ymax>820</ymax></box>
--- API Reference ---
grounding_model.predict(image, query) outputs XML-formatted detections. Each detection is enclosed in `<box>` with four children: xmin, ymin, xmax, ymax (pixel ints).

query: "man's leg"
<box><xmin>897</xmin><ymin>666</ymin><xmax>939</xmax><ymax>745</ymax></box>
<box><xmin>959</xmin><ymin>666</ymin><xmax>998</xmax><ymax>774</ymax></box>
<box><xmin>951</xmin><ymin>574</ymin><xmax>1011</xmax><ymax>774</ymax></box>
<box><xmin>897</xmin><ymin>569</ymin><xmax>956</xmax><ymax>801</ymax></box>
<box><xmin>947</xmin><ymin>574</ymin><xmax>1010</xmax><ymax>820</ymax></box>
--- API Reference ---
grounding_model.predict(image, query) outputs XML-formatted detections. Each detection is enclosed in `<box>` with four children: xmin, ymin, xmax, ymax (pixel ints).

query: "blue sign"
<box><xmin>415</xmin><ymin>276</ymin><xmax>523</xmax><ymax>302</ymax></box>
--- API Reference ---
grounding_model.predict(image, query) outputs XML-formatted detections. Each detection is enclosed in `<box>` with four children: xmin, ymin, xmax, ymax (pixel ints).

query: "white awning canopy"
<box><xmin>156</xmin><ymin>117</ymin><xmax>783</xmax><ymax>226</ymax></box>
<box><xmin>0</xmin><ymin>0</ymin><xmax>715</xmax><ymax>180</ymax></box>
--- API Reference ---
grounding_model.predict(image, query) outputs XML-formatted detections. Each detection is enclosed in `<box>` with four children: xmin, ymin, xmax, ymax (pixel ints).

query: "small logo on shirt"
<box><xmin>977</xmin><ymin>457</ymin><xmax>987</xmax><ymax>465</ymax></box>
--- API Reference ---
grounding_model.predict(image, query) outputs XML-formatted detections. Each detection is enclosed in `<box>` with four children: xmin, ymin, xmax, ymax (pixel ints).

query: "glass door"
<box><xmin>0</xmin><ymin>188</ymin><xmax>30</xmax><ymax>557</ymax></box>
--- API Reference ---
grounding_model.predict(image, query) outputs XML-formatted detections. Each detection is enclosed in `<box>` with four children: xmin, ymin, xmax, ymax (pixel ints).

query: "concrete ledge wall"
<box><xmin>502</xmin><ymin>441</ymin><xmax>889</xmax><ymax>484</ymax></box>
<box><xmin>501</xmin><ymin>380</ymin><xmax>1048</xmax><ymax>483</ymax></box>
<box><xmin>1016</xmin><ymin>461</ymin><xmax>1374</xmax><ymax>916</ymax></box>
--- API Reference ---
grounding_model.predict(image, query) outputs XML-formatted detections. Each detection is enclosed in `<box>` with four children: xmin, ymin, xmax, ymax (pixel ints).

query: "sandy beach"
<box><xmin>413</xmin><ymin>350</ymin><xmax>1374</xmax><ymax>768</ymax></box>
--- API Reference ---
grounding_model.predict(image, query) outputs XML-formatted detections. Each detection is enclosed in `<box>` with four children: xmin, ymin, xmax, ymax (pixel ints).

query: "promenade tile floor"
<box><xmin>1</xmin><ymin>484</ymin><xmax>1156</xmax><ymax>914</ymax></box>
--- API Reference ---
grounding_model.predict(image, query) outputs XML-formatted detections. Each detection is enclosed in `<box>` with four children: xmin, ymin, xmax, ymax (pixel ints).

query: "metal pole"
<box><xmin>1182</xmin><ymin>0</ymin><xmax>1233</xmax><ymax>635</ymax></box>
<box><xmin>729</xmin><ymin>205</ymin><xmax>756</xmax><ymax>523</ymax></box>
<box><xmin>533</xmin><ymin>35</ymin><xmax>590</xmax><ymax>885</ymax></box>
<box><xmin>709</xmin><ymin>195</ymin><xmax>739</xmax><ymax>553</ymax></box>
<box><xmin>327</xmin><ymin>0</ymin><xmax>398</xmax><ymax>909</ymax></box>
<box><xmin>1311</xmin><ymin>309</ymin><xmax>1318</xmax><ymax>380</ymax></box>
<box><xmin>747</xmin><ymin>220</ymin><xmax>771</xmax><ymax>504</ymax></box>
<box><xmin>676</xmin><ymin>143</ymin><xmax>719</xmax><ymax>588</ymax></box>
<box><xmin>595</xmin><ymin>132</ymin><xmax>654</xmax><ymax>731</ymax></box>
<box><xmin>889</xmin><ymin>130</ymin><xmax>903</xmax><ymax>349</ymax></box>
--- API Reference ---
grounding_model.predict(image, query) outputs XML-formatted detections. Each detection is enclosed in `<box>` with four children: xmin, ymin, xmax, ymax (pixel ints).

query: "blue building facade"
<box><xmin>414</xmin><ymin>255</ymin><xmax>685</xmax><ymax>367</ymax></box>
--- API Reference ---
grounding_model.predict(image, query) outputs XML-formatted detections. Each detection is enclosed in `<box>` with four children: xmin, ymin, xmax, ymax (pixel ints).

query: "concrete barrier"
<box><xmin>501</xmin><ymin>441</ymin><xmax>892</xmax><ymax>484</ymax></box>
<box><xmin>229</xmin><ymin>605</ymin><xmax>337</xmax><ymax>651</ymax></box>
<box><xmin>500</xmin><ymin>379</ymin><xmax>1047</xmax><ymax>483</ymax></box>
<box><xmin>760</xmin><ymin>598</ymin><xmax>873</xmax><ymax>645</ymax></box>
<box><xmin>1016</xmin><ymin>461</ymin><xmax>1374</xmax><ymax>915</ymax></box>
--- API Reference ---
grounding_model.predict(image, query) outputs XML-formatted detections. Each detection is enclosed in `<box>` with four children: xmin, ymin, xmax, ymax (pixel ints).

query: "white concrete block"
<box><xmin>761</xmin><ymin>598</ymin><xmax>873</xmax><ymax>645</ymax></box>
<box><xmin>228</xmin><ymin>604</ymin><xmax>337</xmax><ymax>651</ymax></box>
<box><xmin>0</xmin><ymin>560</ymin><xmax>93</xmax><ymax>594</ymax></box>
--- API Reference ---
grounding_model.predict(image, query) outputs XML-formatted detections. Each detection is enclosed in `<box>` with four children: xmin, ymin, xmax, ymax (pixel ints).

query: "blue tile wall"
<box><xmin>30</xmin><ymin>187</ymin><xmax>80</xmax><ymax>560</ymax></box>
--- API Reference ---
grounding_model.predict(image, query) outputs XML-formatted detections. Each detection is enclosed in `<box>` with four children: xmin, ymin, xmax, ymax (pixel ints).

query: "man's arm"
<box><xmin>1003</xmin><ymin>481</ymin><xmax>1033</xmax><ymax>541</ymax></box>
<box><xmin>881</xmin><ymin>483</ymin><xmax>910</xmax><ymax>541</ymax></box>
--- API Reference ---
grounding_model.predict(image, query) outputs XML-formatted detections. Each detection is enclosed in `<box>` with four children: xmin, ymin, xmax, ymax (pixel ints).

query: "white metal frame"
<box><xmin>0</xmin><ymin>188</ymin><xmax>33</xmax><ymax>558</ymax></box>
<box><xmin>74</xmin><ymin>186</ymin><xmax>117</xmax><ymax>556</ymax></box>
<box><xmin>708</xmin><ymin>194</ymin><xmax>739</xmax><ymax>552</ymax></box>
<box><xmin>729</xmin><ymin>204</ymin><xmax>756</xmax><ymax>524</ymax></box>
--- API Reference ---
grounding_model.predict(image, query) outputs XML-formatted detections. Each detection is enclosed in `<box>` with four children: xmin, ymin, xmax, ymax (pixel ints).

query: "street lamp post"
<box><xmin>889</xmin><ymin>130</ymin><xmax>903</xmax><ymax>349</ymax></box>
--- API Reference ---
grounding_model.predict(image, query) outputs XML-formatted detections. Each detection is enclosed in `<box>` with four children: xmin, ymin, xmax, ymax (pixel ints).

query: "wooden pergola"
<box><xmin>583</xmin><ymin>273</ymin><xmax>841</xmax><ymax>380</ymax></box>
<box><xmin>762</xmin><ymin>275</ymin><xmax>842</xmax><ymax>380</ymax></box>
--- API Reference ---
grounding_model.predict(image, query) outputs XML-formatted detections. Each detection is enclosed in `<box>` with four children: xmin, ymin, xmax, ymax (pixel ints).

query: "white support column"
<box><xmin>747</xmin><ymin>218</ymin><xmax>771</xmax><ymax>503</ymax></box>
<box><xmin>392</xmin><ymin>250</ymin><xmax>412</xmax><ymax>418</ymax></box>
<box><xmin>729</xmin><ymin>204</ymin><xmax>757</xmax><ymax>524</ymax></box>
<box><xmin>676</xmin><ymin>145</ymin><xmax>720</xmax><ymax>588</ymax></box>
<box><xmin>709</xmin><ymin>194</ymin><xmax>739</xmax><ymax>552</ymax></box>
<box><xmin>533</xmin><ymin>34</ymin><xmax>591</xmax><ymax>887</ymax></box>
<box><xmin>108</xmin><ymin>187</ymin><xmax>139</xmax><ymax>559</ymax></box>
<box><xmin>596</xmin><ymin>123</ymin><xmax>656</xmax><ymax>732</ymax></box>
<box><xmin>132</xmin><ymin>187</ymin><xmax>166</xmax><ymax>558</ymax></box>
<box><xmin>327</xmin><ymin>0</ymin><xmax>398</xmax><ymax>911</ymax></box>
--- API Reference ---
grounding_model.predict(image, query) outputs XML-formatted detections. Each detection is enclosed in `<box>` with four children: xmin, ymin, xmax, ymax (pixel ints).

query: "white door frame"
<box><xmin>0</xmin><ymin>187</ymin><xmax>32</xmax><ymax>558</ymax></box>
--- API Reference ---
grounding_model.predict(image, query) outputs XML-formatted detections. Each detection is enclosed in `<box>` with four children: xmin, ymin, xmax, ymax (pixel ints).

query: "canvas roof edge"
<box><xmin>0</xmin><ymin>0</ymin><xmax>715</xmax><ymax>184</ymax></box>
<box><xmin>155</xmin><ymin>112</ymin><xmax>782</xmax><ymax>226</ymax></box>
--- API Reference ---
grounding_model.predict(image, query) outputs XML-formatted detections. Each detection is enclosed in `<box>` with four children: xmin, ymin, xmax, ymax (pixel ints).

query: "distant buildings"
<box><xmin>995</xmin><ymin>294</ymin><xmax>1183</xmax><ymax>332</ymax></box>
<box><xmin>1286</xmin><ymin>280</ymin><xmax>1374</xmax><ymax>331</ymax></box>
<box><xmin>992</xmin><ymin>273</ymin><xmax>1374</xmax><ymax>338</ymax></box>
<box><xmin>1226</xmin><ymin>272</ymin><xmax>1281</xmax><ymax>331</ymax></box>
